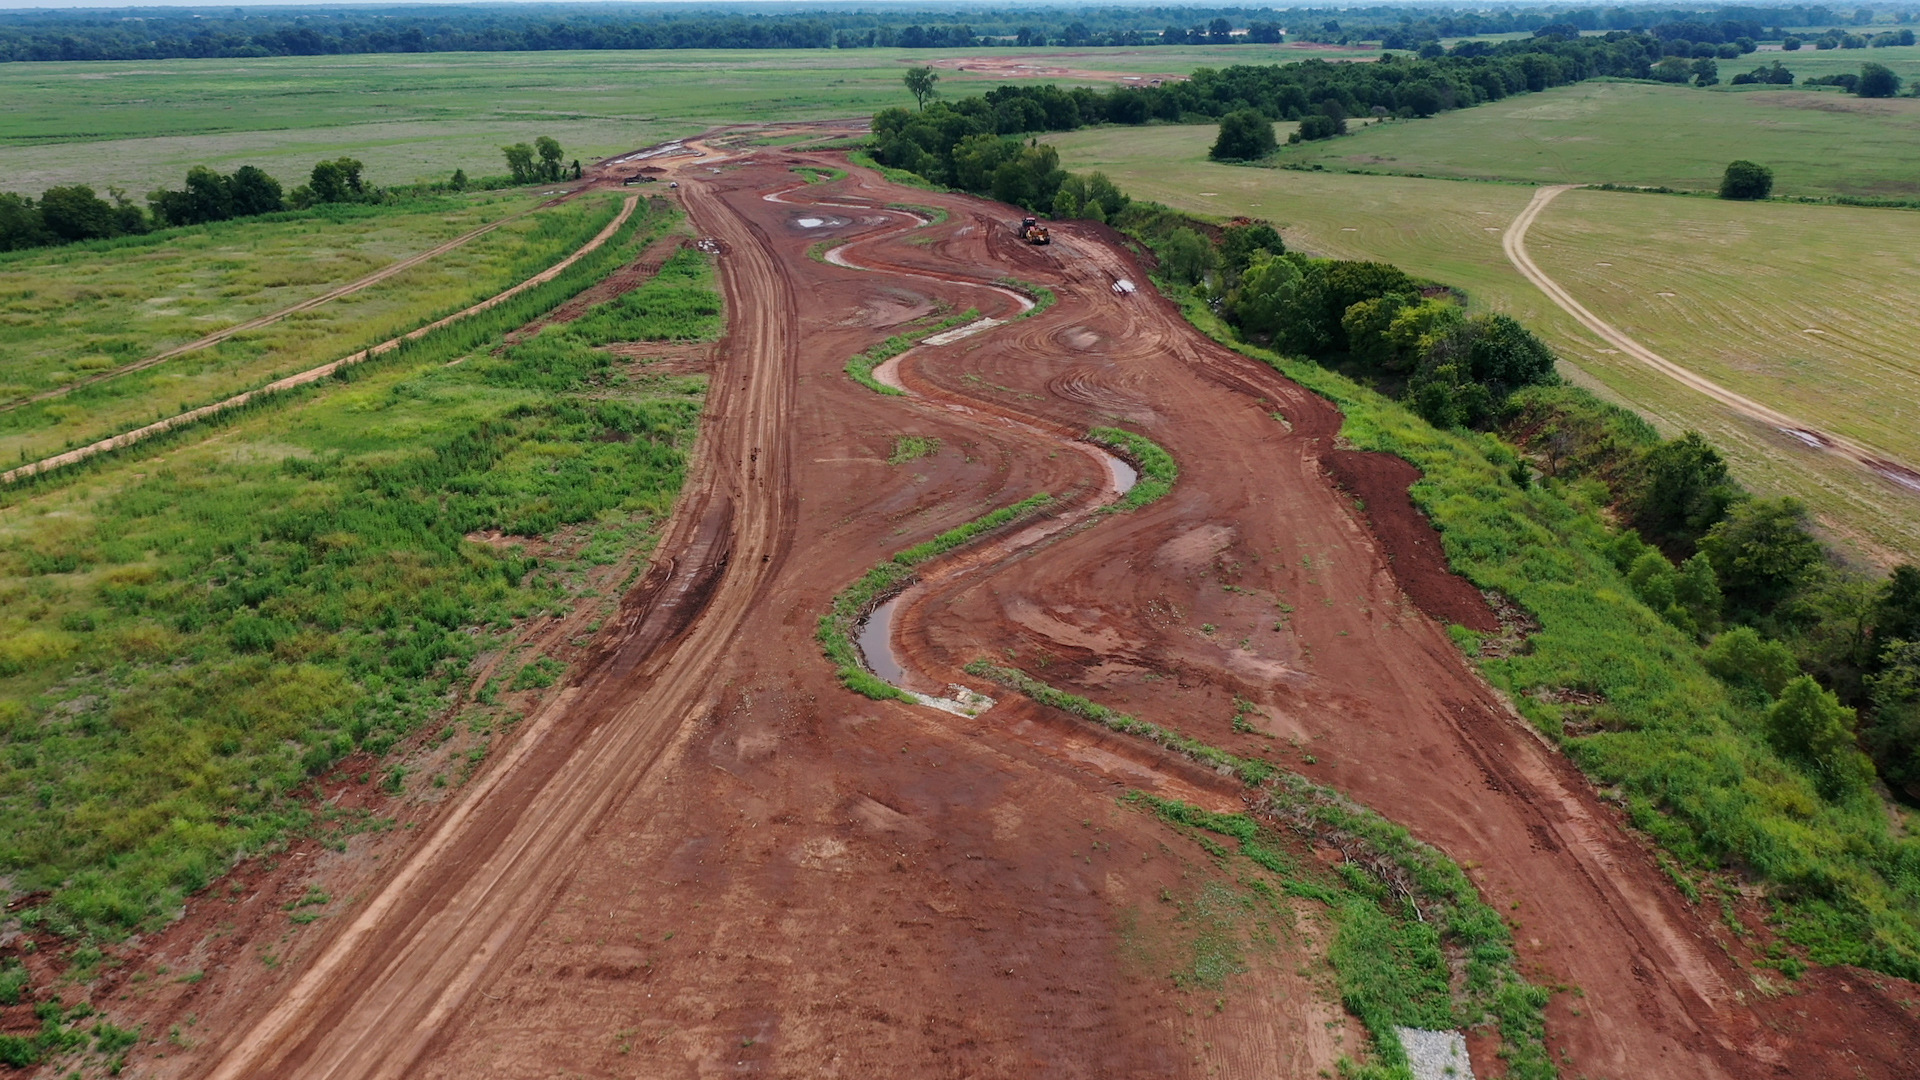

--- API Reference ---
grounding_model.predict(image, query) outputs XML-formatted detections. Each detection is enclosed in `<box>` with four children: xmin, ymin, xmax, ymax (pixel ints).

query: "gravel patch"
<box><xmin>1396</xmin><ymin>1027</ymin><xmax>1475</xmax><ymax>1080</ymax></box>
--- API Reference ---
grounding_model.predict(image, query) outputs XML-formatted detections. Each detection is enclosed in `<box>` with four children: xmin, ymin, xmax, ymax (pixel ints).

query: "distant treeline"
<box><xmin>0</xmin><ymin>4</ymin><xmax>1903</xmax><ymax>62</ymax></box>
<box><xmin>874</xmin><ymin>32</ymin><xmax>1677</xmax><ymax>195</ymax></box>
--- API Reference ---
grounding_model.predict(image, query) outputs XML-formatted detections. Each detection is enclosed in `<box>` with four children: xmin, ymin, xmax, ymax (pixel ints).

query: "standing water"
<box><xmin>856</xmin><ymin>595</ymin><xmax>908</xmax><ymax>685</ymax></box>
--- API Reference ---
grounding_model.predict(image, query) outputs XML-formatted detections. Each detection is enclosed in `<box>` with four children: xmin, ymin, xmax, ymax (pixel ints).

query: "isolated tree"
<box><xmin>1719</xmin><ymin>160</ymin><xmax>1774</xmax><ymax>200</ymax></box>
<box><xmin>904</xmin><ymin>66</ymin><xmax>939</xmax><ymax>110</ymax></box>
<box><xmin>535</xmin><ymin>136</ymin><xmax>565</xmax><ymax>181</ymax></box>
<box><xmin>502</xmin><ymin>143</ymin><xmax>537</xmax><ymax>184</ymax></box>
<box><xmin>1857</xmin><ymin>61</ymin><xmax>1902</xmax><ymax>96</ymax></box>
<box><xmin>450</xmin><ymin>168</ymin><xmax>468</xmax><ymax>191</ymax></box>
<box><xmin>1210</xmin><ymin>109</ymin><xmax>1277</xmax><ymax>161</ymax></box>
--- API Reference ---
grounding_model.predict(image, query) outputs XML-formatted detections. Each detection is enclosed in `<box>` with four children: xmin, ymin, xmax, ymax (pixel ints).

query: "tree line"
<box><xmin>0</xmin><ymin>157</ymin><xmax>379</xmax><ymax>253</ymax></box>
<box><xmin>874</xmin><ymin>31</ymin><xmax>1684</xmax><ymax>184</ymax></box>
<box><xmin>0</xmin><ymin>134</ymin><xmax>581</xmax><ymax>254</ymax></box>
<box><xmin>0</xmin><ymin>4</ymin><xmax>1886</xmax><ymax>62</ymax></box>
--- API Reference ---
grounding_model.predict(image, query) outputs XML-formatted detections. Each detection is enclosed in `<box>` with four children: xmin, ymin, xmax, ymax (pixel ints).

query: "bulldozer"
<box><xmin>1016</xmin><ymin>216</ymin><xmax>1050</xmax><ymax>246</ymax></box>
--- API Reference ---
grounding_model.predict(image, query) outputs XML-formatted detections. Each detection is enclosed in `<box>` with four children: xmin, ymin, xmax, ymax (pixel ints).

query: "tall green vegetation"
<box><xmin>0</xmin><ymin>199</ymin><xmax>704</xmax><ymax>940</ymax></box>
<box><xmin>1208</xmin><ymin>110</ymin><xmax>1276</xmax><ymax>162</ymax></box>
<box><xmin>501</xmin><ymin>137</ymin><xmax>575</xmax><ymax>184</ymax></box>
<box><xmin>1718</xmin><ymin>159</ymin><xmax>1774</xmax><ymax>200</ymax></box>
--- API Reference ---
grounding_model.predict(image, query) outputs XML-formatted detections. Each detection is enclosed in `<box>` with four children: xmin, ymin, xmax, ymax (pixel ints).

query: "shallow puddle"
<box><xmin>856</xmin><ymin>594</ymin><xmax>907</xmax><ymax>685</ymax></box>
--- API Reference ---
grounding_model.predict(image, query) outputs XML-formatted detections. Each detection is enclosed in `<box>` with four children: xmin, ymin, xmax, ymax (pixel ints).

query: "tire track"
<box><xmin>1504</xmin><ymin>184</ymin><xmax>1920</xmax><ymax>494</ymax></box>
<box><xmin>198</xmin><ymin>173</ymin><xmax>796</xmax><ymax>1079</ymax></box>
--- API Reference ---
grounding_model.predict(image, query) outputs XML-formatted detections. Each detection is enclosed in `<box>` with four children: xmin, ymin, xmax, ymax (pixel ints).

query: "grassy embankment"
<box><xmin>967</xmin><ymin>663</ymin><xmax>1554</xmax><ymax>1080</ymax></box>
<box><xmin>0</xmin><ymin>195</ymin><xmax>712</xmax><ymax>947</ymax></box>
<box><xmin>1044</xmin><ymin>118</ymin><xmax>1920</xmax><ymax>563</ymax></box>
<box><xmin>0</xmin><ymin>191</ymin><xmax>600</xmax><ymax>467</ymax></box>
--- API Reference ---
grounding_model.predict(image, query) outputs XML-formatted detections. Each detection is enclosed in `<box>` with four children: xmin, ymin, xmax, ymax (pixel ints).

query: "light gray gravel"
<box><xmin>1396</xmin><ymin>1027</ymin><xmax>1475</xmax><ymax>1080</ymax></box>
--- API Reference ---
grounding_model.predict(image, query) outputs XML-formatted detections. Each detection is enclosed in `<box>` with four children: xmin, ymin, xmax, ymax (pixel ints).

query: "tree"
<box><xmin>535</xmin><ymin>136</ymin><xmax>564</xmax><ymax>182</ymax></box>
<box><xmin>450</xmin><ymin>168</ymin><xmax>468</xmax><ymax>191</ymax></box>
<box><xmin>904</xmin><ymin>66</ymin><xmax>939</xmax><ymax>110</ymax></box>
<box><xmin>1631</xmin><ymin>432</ymin><xmax>1736</xmax><ymax>546</ymax></box>
<box><xmin>1699</xmin><ymin>497</ymin><xmax>1824</xmax><ymax>617</ymax></box>
<box><xmin>1865</xmin><ymin>639</ymin><xmax>1920</xmax><ymax>800</ymax></box>
<box><xmin>1162</xmin><ymin>228</ymin><xmax>1216</xmax><ymax>286</ymax></box>
<box><xmin>309</xmin><ymin>158</ymin><xmax>365</xmax><ymax>203</ymax></box>
<box><xmin>226</xmin><ymin>165</ymin><xmax>284</xmax><ymax>217</ymax></box>
<box><xmin>502</xmin><ymin>143</ymin><xmax>537</xmax><ymax>184</ymax></box>
<box><xmin>1210</xmin><ymin>109</ymin><xmax>1277</xmax><ymax>161</ymax></box>
<box><xmin>1766</xmin><ymin>675</ymin><xmax>1874</xmax><ymax>800</ymax></box>
<box><xmin>1719</xmin><ymin>160</ymin><xmax>1774</xmax><ymax>200</ymax></box>
<box><xmin>37</xmin><ymin>185</ymin><xmax>117</xmax><ymax>241</ymax></box>
<box><xmin>1465</xmin><ymin>313</ymin><xmax>1556</xmax><ymax>394</ymax></box>
<box><xmin>1705</xmin><ymin>626</ymin><xmax>1798</xmax><ymax>697</ymax></box>
<box><xmin>1874</xmin><ymin>565</ymin><xmax>1920</xmax><ymax>651</ymax></box>
<box><xmin>1218</xmin><ymin>221</ymin><xmax>1283</xmax><ymax>282</ymax></box>
<box><xmin>1857</xmin><ymin>61</ymin><xmax>1902</xmax><ymax>96</ymax></box>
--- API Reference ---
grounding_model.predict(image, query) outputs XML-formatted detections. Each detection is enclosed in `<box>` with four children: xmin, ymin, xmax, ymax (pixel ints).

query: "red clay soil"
<box><xmin>100</xmin><ymin>146</ymin><xmax>1920</xmax><ymax>1080</ymax></box>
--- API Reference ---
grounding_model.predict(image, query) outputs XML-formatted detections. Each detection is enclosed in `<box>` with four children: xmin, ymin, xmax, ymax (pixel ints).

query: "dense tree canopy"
<box><xmin>1209</xmin><ymin>110</ymin><xmax>1277</xmax><ymax>161</ymax></box>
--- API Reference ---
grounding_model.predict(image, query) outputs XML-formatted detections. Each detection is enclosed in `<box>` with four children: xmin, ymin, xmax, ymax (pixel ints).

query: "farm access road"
<box><xmin>190</xmin><ymin>145</ymin><xmax>1920</xmax><ymax>1079</ymax></box>
<box><xmin>1506</xmin><ymin>183</ymin><xmax>1920</xmax><ymax>496</ymax></box>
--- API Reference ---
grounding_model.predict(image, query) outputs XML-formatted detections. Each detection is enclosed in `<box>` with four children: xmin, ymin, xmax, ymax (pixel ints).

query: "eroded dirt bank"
<box><xmin>103</xmin><ymin>145</ymin><xmax>1920</xmax><ymax>1079</ymax></box>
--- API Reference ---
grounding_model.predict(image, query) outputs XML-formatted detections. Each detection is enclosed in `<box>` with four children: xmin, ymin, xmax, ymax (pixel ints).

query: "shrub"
<box><xmin>1857</xmin><ymin>62</ymin><xmax>1902</xmax><ymax>97</ymax></box>
<box><xmin>1719</xmin><ymin>160</ymin><xmax>1774</xmax><ymax>200</ymax></box>
<box><xmin>1209</xmin><ymin>109</ymin><xmax>1278</xmax><ymax>161</ymax></box>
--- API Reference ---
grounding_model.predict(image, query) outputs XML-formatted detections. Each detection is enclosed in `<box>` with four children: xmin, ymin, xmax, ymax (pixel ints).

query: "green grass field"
<box><xmin>0</xmin><ymin>44</ymin><xmax>1350</xmax><ymax>195</ymax></box>
<box><xmin>1268</xmin><ymin>76</ymin><xmax>1920</xmax><ymax>198</ymax></box>
<box><xmin>1044</xmin><ymin>122</ymin><xmax>1920</xmax><ymax>563</ymax></box>
<box><xmin>0</xmin><ymin>192</ymin><xmax>618</xmax><ymax>467</ymax></box>
<box><xmin>0</xmin><ymin>201</ymin><xmax>705</xmax><ymax>937</ymax></box>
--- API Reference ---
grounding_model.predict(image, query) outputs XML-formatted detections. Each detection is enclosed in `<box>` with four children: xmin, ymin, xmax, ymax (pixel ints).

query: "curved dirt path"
<box><xmin>1505</xmin><ymin>184</ymin><xmax>1920</xmax><ymax>493</ymax></box>
<box><xmin>3</xmin><ymin>194</ymin><xmax>638</xmax><ymax>487</ymax></box>
<box><xmin>0</xmin><ymin>202</ymin><xmax>558</xmax><ymax>415</ymax></box>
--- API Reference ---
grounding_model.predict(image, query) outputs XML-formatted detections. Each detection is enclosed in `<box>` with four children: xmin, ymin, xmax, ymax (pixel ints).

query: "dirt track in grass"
<box><xmin>122</xmin><ymin>137</ymin><xmax>1920</xmax><ymax>1080</ymax></box>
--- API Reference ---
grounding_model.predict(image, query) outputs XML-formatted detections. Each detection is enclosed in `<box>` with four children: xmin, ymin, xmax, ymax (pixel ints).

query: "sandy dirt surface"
<box><xmin>925</xmin><ymin>55</ymin><xmax>1187</xmax><ymax>85</ymax></box>
<box><xmin>91</xmin><ymin>143</ymin><xmax>1920</xmax><ymax>1080</ymax></box>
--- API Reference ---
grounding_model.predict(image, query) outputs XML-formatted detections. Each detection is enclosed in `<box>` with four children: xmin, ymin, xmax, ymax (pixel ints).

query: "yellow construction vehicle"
<box><xmin>1017</xmin><ymin>216</ymin><xmax>1050</xmax><ymax>245</ymax></box>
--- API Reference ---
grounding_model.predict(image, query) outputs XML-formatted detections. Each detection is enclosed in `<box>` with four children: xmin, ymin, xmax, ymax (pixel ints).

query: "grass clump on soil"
<box><xmin>886</xmin><ymin>202</ymin><xmax>948</xmax><ymax>226</ymax></box>
<box><xmin>996</xmin><ymin>276</ymin><xmax>1057</xmax><ymax>318</ymax></box>
<box><xmin>887</xmin><ymin>435</ymin><xmax>939</xmax><ymax>465</ymax></box>
<box><xmin>1085</xmin><ymin>427</ymin><xmax>1176</xmax><ymax>510</ymax></box>
<box><xmin>817</xmin><ymin>494</ymin><xmax>1053</xmax><ymax>702</ymax></box>
<box><xmin>842</xmin><ymin>309</ymin><xmax>980</xmax><ymax>396</ymax></box>
<box><xmin>1168</xmin><ymin>290</ymin><xmax>1920</xmax><ymax>980</ymax></box>
<box><xmin>848</xmin><ymin>149</ymin><xmax>940</xmax><ymax>191</ymax></box>
<box><xmin>965</xmin><ymin>661</ymin><xmax>1273</xmax><ymax>785</ymax></box>
<box><xmin>805</xmin><ymin>237</ymin><xmax>850</xmax><ymax>263</ymax></box>
<box><xmin>790</xmin><ymin>165</ymin><xmax>847</xmax><ymax>184</ymax></box>
<box><xmin>0</xmin><ymin>199</ymin><xmax>707</xmax><ymax>943</ymax></box>
<box><xmin>978</xmin><ymin>662</ymin><xmax>1552</xmax><ymax>1079</ymax></box>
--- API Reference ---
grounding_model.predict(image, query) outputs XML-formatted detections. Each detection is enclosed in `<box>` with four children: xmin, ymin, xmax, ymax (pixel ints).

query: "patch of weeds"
<box><xmin>510</xmin><ymin>655</ymin><xmax>566</xmax><ymax>691</ymax></box>
<box><xmin>1086</xmin><ymin>427</ymin><xmax>1177</xmax><ymax>510</ymax></box>
<box><xmin>887</xmin><ymin>435</ymin><xmax>940</xmax><ymax>466</ymax></box>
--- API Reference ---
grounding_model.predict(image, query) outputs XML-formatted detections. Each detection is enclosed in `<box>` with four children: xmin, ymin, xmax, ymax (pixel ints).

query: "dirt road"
<box><xmin>177</xmin><ymin>152</ymin><xmax>1920</xmax><ymax>1079</ymax></box>
<box><xmin>1506</xmin><ymin>183</ymin><xmax>1920</xmax><ymax>494</ymax></box>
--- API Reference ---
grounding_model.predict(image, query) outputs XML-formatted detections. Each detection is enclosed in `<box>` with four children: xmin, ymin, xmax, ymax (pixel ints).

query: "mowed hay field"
<box><xmin>1</xmin><ymin>43</ymin><xmax>1324</xmax><ymax>195</ymax></box>
<box><xmin>0</xmin><ymin>192</ymin><xmax>627</xmax><ymax>467</ymax></box>
<box><xmin>1269</xmin><ymin>76</ymin><xmax>1920</xmax><ymax>199</ymax></box>
<box><xmin>1045</xmin><ymin>122</ymin><xmax>1920</xmax><ymax>562</ymax></box>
